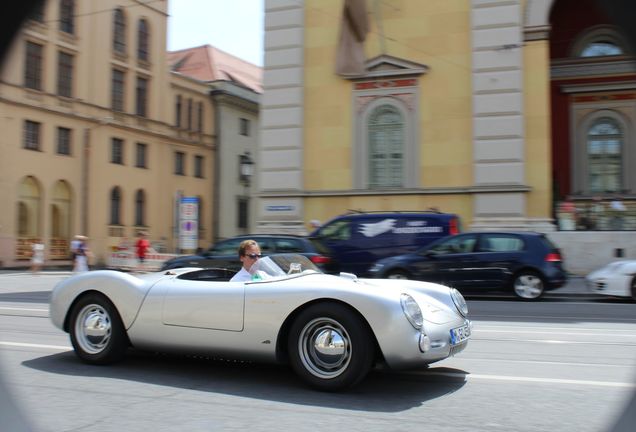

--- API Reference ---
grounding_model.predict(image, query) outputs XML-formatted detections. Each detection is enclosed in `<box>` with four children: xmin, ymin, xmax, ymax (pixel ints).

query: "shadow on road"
<box><xmin>0</xmin><ymin>291</ymin><xmax>51</xmax><ymax>303</ymax></box>
<box><xmin>22</xmin><ymin>350</ymin><xmax>467</xmax><ymax>412</ymax></box>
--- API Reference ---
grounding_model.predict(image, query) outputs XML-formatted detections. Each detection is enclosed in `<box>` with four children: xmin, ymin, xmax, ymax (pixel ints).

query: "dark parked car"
<box><xmin>159</xmin><ymin>234</ymin><xmax>336</xmax><ymax>273</ymax></box>
<box><xmin>368</xmin><ymin>231</ymin><xmax>568</xmax><ymax>299</ymax></box>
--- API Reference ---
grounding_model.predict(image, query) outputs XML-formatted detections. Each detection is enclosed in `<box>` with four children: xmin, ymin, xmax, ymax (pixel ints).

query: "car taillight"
<box><xmin>449</xmin><ymin>218</ymin><xmax>459</xmax><ymax>235</ymax></box>
<box><xmin>545</xmin><ymin>252</ymin><xmax>562</xmax><ymax>262</ymax></box>
<box><xmin>310</xmin><ymin>255</ymin><xmax>331</xmax><ymax>264</ymax></box>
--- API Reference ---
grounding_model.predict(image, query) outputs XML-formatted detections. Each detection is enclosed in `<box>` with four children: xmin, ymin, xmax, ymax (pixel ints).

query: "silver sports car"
<box><xmin>586</xmin><ymin>260</ymin><xmax>636</xmax><ymax>300</ymax></box>
<box><xmin>50</xmin><ymin>254</ymin><xmax>471</xmax><ymax>391</ymax></box>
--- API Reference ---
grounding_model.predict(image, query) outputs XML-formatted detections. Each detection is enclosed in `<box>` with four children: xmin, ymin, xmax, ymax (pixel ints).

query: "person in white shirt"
<box><xmin>230</xmin><ymin>239</ymin><xmax>262</xmax><ymax>282</ymax></box>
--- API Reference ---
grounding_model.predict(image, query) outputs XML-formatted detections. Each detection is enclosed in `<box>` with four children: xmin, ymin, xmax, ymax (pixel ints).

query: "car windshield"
<box><xmin>248</xmin><ymin>254</ymin><xmax>321</xmax><ymax>280</ymax></box>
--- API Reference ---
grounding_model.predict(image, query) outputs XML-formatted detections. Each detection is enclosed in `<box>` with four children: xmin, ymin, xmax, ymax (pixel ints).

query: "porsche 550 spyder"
<box><xmin>50</xmin><ymin>254</ymin><xmax>471</xmax><ymax>391</ymax></box>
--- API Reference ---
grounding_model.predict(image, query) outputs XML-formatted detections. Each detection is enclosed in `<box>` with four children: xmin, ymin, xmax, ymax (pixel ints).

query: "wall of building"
<box><xmin>0</xmin><ymin>0</ymin><xmax>214</xmax><ymax>267</ymax></box>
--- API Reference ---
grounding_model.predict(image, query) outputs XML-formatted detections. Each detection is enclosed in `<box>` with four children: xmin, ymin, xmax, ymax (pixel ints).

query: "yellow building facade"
<box><xmin>258</xmin><ymin>0</ymin><xmax>554</xmax><ymax>234</ymax></box>
<box><xmin>0</xmin><ymin>0</ymin><xmax>215</xmax><ymax>267</ymax></box>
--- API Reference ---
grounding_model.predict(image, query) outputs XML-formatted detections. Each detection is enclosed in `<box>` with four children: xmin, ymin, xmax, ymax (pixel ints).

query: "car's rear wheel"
<box><xmin>69</xmin><ymin>293</ymin><xmax>129</xmax><ymax>364</ymax></box>
<box><xmin>287</xmin><ymin>303</ymin><xmax>374</xmax><ymax>391</ymax></box>
<box><xmin>631</xmin><ymin>277</ymin><xmax>636</xmax><ymax>301</ymax></box>
<box><xmin>512</xmin><ymin>270</ymin><xmax>545</xmax><ymax>300</ymax></box>
<box><xmin>386</xmin><ymin>270</ymin><xmax>409</xmax><ymax>280</ymax></box>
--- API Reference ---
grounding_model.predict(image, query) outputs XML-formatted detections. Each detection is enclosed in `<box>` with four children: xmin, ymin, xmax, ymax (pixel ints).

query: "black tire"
<box><xmin>386</xmin><ymin>270</ymin><xmax>409</xmax><ymax>280</ymax></box>
<box><xmin>631</xmin><ymin>277</ymin><xmax>636</xmax><ymax>301</ymax></box>
<box><xmin>287</xmin><ymin>303</ymin><xmax>374</xmax><ymax>391</ymax></box>
<box><xmin>512</xmin><ymin>270</ymin><xmax>545</xmax><ymax>300</ymax></box>
<box><xmin>69</xmin><ymin>293</ymin><xmax>129</xmax><ymax>364</ymax></box>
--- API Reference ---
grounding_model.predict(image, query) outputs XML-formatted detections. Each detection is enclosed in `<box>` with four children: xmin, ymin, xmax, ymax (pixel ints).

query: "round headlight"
<box><xmin>450</xmin><ymin>288</ymin><xmax>468</xmax><ymax>317</ymax></box>
<box><xmin>400</xmin><ymin>293</ymin><xmax>423</xmax><ymax>330</ymax></box>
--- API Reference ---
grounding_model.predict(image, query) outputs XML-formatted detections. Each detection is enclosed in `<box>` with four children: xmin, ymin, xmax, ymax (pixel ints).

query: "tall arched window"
<box><xmin>368</xmin><ymin>104</ymin><xmax>404</xmax><ymax>188</ymax></box>
<box><xmin>60</xmin><ymin>0</ymin><xmax>75</xmax><ymax>34</ymax></box>
<box><xmin>113</xmin><ymin>8</ymin><xmax>126</xmax><ymax>54</ymax></box>
<box><xmin>137</xmin><ymin>19</ymin><xmax>149</xmax><ymax>62</ymax></box>
<box><xmin>110</xmin><ymin>186</ymin><xmax>122</xmax><ymax>225</ymax></box>
<box><xmin>587</xmin><ymin>118</ymin><xmax>623</xmax><ymax>193</ymax></box>
<box><xmin>50</xmin><ymin>180</ymin><xmax>72</xmax><ymax>258</ymax></box>
<box><xmin>135</xmin><ymin>189</ymin><xmax>145</xmax><ymax>226</ymax></box>
<box><xmin>17</xmin><ymin>176</ymin><xmax>42</xmax><ymax>259</ymax></box>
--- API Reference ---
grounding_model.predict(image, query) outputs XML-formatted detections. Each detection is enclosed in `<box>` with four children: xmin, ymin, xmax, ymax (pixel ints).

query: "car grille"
<box><xmin>591</xmin><ymin>281</ymin><xmax>606</xmax><ymax>291</ymax></box>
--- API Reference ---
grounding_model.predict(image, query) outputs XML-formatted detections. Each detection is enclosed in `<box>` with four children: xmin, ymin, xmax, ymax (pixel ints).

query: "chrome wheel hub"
<box><xmin>298</xmin><ymin>318</ymin><xmax>351</xmax><ymax>379</ymax></box>
<box><xmin>75</xmin><ymin>304</ymin><xmax>112</xmax><ymax>354</ymax></box>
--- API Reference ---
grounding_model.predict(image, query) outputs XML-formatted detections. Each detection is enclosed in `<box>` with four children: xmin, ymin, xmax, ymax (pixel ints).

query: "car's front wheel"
<box><xmin>512</xmin><ymin>270</ymin><xmax>545</xmax><ymax>300</ymax></box>
<box><xmin>630</xmin><ymin>277</ymin><xmax>636</xmax><ymax>301</ymax></box>
<box><xmin>287</xmin><ymin>303</ymin><xmax>375</xmax><ymax>391</ymax></box>
<box><xmin>69</xmin><ymin>293</ymin><xmax>129</xmax><ymax>364</ymax></box>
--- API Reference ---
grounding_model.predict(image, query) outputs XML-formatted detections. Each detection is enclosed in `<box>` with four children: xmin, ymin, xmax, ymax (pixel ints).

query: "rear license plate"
<box><xmin>450</xmin><ymin>323</ymin><xmax>471</xmax><ymax>345</ymax></box>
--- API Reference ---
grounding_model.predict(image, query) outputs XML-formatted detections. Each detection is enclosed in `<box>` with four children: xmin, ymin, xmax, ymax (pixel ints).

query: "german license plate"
<box><xmin>450</xmin><ymin>323</ymin><xmax>471</xmax><ymax>345</ymax></box>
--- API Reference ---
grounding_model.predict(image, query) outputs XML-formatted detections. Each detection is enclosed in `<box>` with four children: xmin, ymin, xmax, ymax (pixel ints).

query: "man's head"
<box><xmin>238</xmin><ymin>239</ymin><xmax>262</xmax><ymax>270</ymax></box>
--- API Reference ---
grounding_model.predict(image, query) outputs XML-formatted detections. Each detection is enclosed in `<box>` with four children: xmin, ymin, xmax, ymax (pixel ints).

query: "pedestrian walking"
<box><xmin>73</xmin><ymin>236</ymin><xmax>91</xmax><ymax>273</ymax></box>
<box><xmin>30</xmin><ymin>241</ymin><xmax>44</xmax><ymax>274</ymax></box>
<box><xmin>135</xmin><ymin>231</ymin><xmax>150</xmax><ymax>272</ymax></box>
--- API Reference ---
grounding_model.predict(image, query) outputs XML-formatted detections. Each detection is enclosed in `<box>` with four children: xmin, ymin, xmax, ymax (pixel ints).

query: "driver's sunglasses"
<box><xmin>246</xmin><ymin>253</ymin><xmax>263</xmax><ymax>259</ymax></box>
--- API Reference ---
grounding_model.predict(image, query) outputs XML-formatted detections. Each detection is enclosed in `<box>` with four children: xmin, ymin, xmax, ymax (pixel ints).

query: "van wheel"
<box><xmin>386</xmin><ymin>270</ymin><xmax>409</xmax><ymax>280</ymax></box>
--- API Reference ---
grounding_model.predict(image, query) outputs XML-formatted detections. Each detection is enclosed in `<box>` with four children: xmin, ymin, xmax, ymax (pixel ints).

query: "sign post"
<box><xmin>179</xmin><ymin>196</ymin><xmax>199</xmax><ymax>252</ymax></box>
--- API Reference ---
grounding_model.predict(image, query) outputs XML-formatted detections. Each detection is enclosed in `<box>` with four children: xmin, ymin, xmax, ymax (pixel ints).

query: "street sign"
<box><xmin>179</xmin><ymin>196</ymin><xmax>199</xmax><ymax>251</ymax></box>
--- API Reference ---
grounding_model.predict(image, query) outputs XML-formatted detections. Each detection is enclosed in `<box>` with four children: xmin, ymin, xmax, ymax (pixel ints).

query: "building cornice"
<box><xmin>0</xmin><ymin>93</ymin><xmax>214</xmax><ymax>148</ymax></box>
<box><xmin>551</xmin><ymin>59</ymin><xmax>636</xmax><ymax>79</ymax></box>
<box><xmin>258</xmin><ymin>184</ymin><xmax>531</xmax><ymax>198</ymax></box>
<box><xmin>560</xmin><ymin>81</ymin><xmax>636</xmax><ymax>93</ymax></box>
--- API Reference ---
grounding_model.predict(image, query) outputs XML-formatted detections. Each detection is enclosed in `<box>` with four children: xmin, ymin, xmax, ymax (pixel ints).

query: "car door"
<box><xmin>409</xmin><ymin>234</ymin><xmax>479</xmax><ymax>287</ymax></box>
<box><xmin>472</xmin><ymin>233</ymin><xmax>526</xmax><ymax>288</ymax></box>
<box><xmin>162</xmin><ymin>276</ymin><xmax>245</xmax><ymax>331</ymax></box>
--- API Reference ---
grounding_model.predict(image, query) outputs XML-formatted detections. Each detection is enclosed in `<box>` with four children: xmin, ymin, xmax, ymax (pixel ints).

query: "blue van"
<box><xmin>309</xmin><ymin>211</ymin><xmax>461</xmax><ymax>276</ymax></box>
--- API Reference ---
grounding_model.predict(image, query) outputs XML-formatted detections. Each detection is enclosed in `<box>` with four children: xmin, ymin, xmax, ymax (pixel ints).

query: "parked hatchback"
<box><xmin>368</xmin><ymin>231</ymin><xmax>567</xmax><ymax>299</ymax></box>
<box><xmin>159</xmin><ymin>234</ymin><xmax>336</xmax><ymax>273</ymax></box>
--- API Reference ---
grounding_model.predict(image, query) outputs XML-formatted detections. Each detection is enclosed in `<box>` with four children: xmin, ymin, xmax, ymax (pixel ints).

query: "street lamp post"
<box><xmin>238</xmin><ymin>152</ymin><xmax>254</xmax><ymax>233</ymax></box>
<box><xmin>239</xmin><ymin>151</ymin><xmax>254</xmax><ymax>187</ymax></box>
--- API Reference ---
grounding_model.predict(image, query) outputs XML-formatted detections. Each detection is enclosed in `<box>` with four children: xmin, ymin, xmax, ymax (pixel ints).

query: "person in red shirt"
<box><xmin>135</xmin><ymin>231</ymin><xmax>150</xmax><ymax>271</ymax></box>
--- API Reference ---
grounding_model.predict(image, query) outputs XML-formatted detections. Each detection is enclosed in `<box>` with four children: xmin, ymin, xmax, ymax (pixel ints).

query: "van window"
<box><xmin>318</xmin><ymin>220</ymin><xmax>351</xmax><ymax>241</ymax></box>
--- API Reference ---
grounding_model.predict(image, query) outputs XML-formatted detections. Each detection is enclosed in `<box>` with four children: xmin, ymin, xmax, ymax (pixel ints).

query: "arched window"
<box><xmin>135</xmin><ymin>189</ymin><xmax>145</xmax><ymax>226</ymax></box>
<box><xmin>368</xmin><ymin>104</ymin><xmax>404</xmax><ymax>188</ymax></box>
<box><xmin>572</xmin><ymin>26</ymin><xmax>629</xmax><ymax>58</ymax></box>
<box><xmin>17</xmin><ymin>176</ymin><xmax>41</xmax><ymax>237</ymax></box>
<box><xmin>50</xmin><ymin>180</ymin><xmax>72</xmax><ymax>258</ymax></box>
<box><xmin>110</xmin><ymin>186</ymin><xmax>122</xmax><ymax>225</ymax></box>
<box><xmin>60</xmin><ymin>0</ymin><xmax>75</xmax><ymax>34</ymax></box>
<box><xmin>587</xmin><ymin>118</ymin><xmax>623</xmax><ymax>193</ymax></box>
<box><xmin>137</xmin><ymin>19</ymin><xmax>149</xmax><ymax>62</ymax></box>
<box><xmin>113</xmin><ymin>8</ymin><xmax>126</xmax><ymax>54</ymax></box>
<box><xmin>17</xmin><ymin>176</ymin><xmax>42</xmax><ymax>259</ymax></box>
<box><xmin>581</xmin><ymin>42</ymin><xmax>623</xmax><ymax>57</ymax></box>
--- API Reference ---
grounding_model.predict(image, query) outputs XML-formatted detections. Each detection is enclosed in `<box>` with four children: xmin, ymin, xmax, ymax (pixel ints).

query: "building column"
<box><xmin>470</xmin><ymin>0</ymin><xmax>553</xmax><ymax>231</ymax></box>
<box><xmin>257</xmin><ymin>0</ymin><xmax>307</xmax><ymax>234</ymax></box>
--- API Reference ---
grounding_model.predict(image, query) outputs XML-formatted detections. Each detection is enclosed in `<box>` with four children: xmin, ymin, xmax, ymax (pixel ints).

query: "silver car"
<box><xmin>50</xmin><ymin>254</ymin><xmax>471</xmax><ymax>391</ymax></box>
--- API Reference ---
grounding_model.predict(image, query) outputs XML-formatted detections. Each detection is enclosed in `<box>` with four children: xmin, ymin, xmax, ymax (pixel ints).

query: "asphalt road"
<box><xmin>0</xmin><ymin>272</ymin><xmax>634</xmax><ymax>432</ymax></box>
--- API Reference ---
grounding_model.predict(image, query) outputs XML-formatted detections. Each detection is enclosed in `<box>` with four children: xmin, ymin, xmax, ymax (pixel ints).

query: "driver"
<box><xmin>230</xmin><ymin>239</ymin><xmax>262</xmax><ymax>282</ymax></box>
